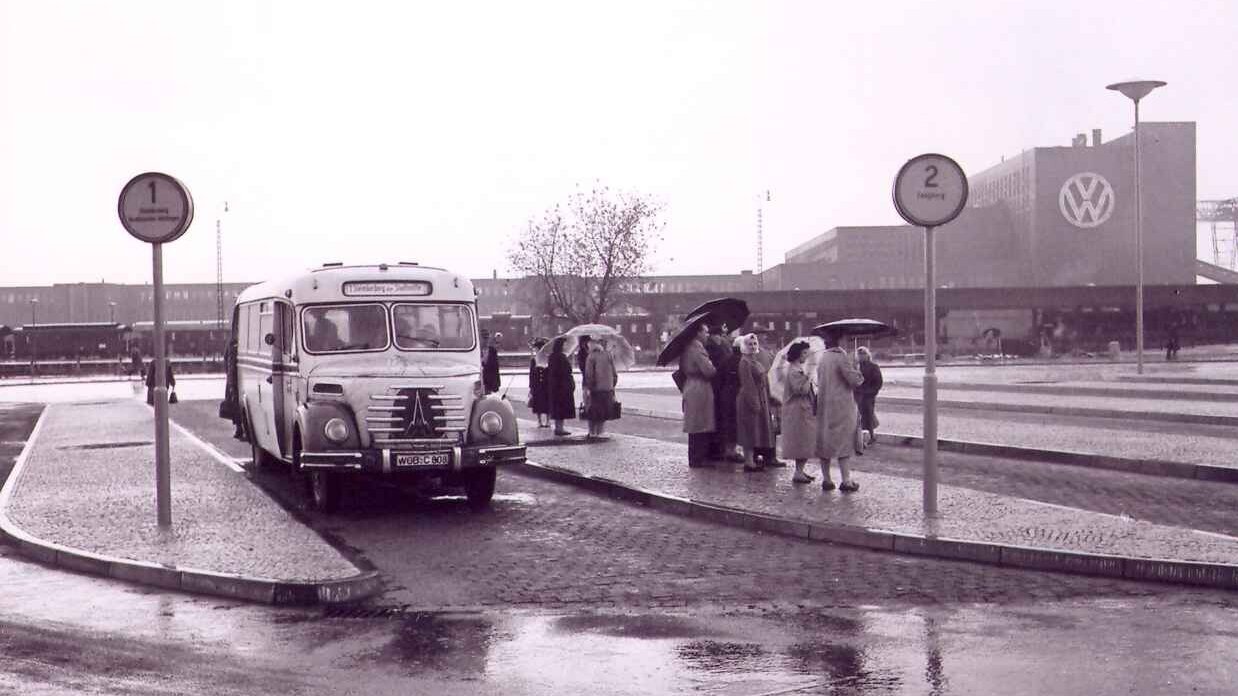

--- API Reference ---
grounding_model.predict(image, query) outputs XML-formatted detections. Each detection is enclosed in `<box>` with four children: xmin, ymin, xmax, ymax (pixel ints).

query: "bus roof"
<box><xmin>236</xmin><ymin>264</ymin><xmax>476</xmax><ymax>305</ymax></box>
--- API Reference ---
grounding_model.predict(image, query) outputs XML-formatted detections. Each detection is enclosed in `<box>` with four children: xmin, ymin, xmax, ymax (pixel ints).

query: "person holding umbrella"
<box><xmin>679</xmin><ymin>321</ymin><xmax>717</xmax><ymax>467</ymax></box>
<box><xmin>708</xmin><ymin>324</ymin><xmax>742</xmax><ymax>464</ymax></box>
<box><xmin>545</xmin><ymin>336</ymin><xmax>577</xmax><ymax>436</ymax></box>
<box><xmin>815</xmin><ymin>329</ymin><xmax>864</xmax><ymax>492</ymax></box>
<box><xmin>583</xmin><ymin>337</ymin><xmax>619</xmax><ymax>440</ymax></box>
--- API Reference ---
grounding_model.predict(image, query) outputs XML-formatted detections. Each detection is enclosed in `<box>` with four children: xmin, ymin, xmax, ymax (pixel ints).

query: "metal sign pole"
<box><xmin>922</xmin><ymin>225</ymin><xmax>938</xmax><ymax>516</ymax></box>
<box><xmin>152</xmin><ymin>243</ymin><xmax>172</xmax><ymax>527</ymax></box>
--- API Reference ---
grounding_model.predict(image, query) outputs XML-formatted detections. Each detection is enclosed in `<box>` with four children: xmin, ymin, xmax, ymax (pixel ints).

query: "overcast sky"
<box><xmin>2</xmin><ymin>0</ymin><xmax>1235</xmax><ymax>286</ymax></box>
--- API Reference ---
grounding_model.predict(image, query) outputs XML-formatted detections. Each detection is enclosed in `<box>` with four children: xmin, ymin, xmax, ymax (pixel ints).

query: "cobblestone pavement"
<box><xmin>510</xmin><ymin>402</ymin><xmax>1238</xmax><ymax>539</ymax></box>
<box><xmin>167</xmin><ymin>400</ymin><xmax>1234</xmax><ymax>610</ymax></box>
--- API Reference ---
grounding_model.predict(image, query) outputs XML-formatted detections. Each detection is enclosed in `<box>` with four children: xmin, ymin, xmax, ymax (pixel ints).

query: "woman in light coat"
<box><xmin>679</xmin><ymin>322</ymin><xmax>717</xmax><ymax>467</ymax></box>
<box><xmin>583</xmin><ymin>339</ymin><xmax>618</xmax><ymax>440</ymax></box>
<box><xmin>735</xmin><ymin>334</ymin><xmax>774</xmax><ymax>472</ymax></box>
<box><xmin>815</xmin><ymin>331</ymin><xmax>864</xmax><ymax>492</ymax></box>
<box><xmin>779</xmin><ymin>340</ymin><xmax>818</xmax><ymax>484</ymax></box>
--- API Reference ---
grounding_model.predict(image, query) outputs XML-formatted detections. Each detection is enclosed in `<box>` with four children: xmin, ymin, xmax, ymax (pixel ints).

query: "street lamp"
<box><xmin>29</xmin><ymin>298</ymin><xmax>38</xmax><ymax>378</ymax></box>
<box><xmin>1106</xmin><ymin>79</ymin><xmax>1166</xmax><ymax>375</ymax></box>
<box><xmin>109</xmin><ymin>301</ymin><xmax>117</xmax><ymax>324</ymax></box>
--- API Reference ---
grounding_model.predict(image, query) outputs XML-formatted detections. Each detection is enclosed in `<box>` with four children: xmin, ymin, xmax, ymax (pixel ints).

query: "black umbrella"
<box><xmin>811</xmin><ymin>318</ymin><xmax>896</xmax><ymax>337</ymax></box>
<box><xmin>684</xmin><ymin>297</ymin><xmax>749</xmax><ymax>332</ymax></box>
<box><xmin>657</xmin><ymin>316</ymin><xmax>709</xmax><ymax>367</ymax></box>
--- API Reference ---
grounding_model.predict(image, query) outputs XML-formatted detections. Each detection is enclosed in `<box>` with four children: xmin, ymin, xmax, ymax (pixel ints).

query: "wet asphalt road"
<box><xmin>2</xmin><ymin>395</ymin><xmax>1238</xmax><ymax>694</ymax></box>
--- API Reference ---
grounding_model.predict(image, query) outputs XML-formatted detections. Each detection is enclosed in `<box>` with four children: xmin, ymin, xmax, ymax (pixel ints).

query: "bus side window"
<box><xmin>276</xmin><ymin>302</ymin><xmax>296</xmax><ymax>360</ymax></box>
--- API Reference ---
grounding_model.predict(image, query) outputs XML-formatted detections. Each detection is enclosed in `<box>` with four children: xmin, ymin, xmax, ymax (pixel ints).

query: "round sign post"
<box><xmin>893</xmin><ymin>154</ymin><xmax>968</xmax><ymax>517</ymax></box>
<box><xmin>119</xmin><ymin>172</ymin><xmax>194</xmax><ymax>528</ymax></box>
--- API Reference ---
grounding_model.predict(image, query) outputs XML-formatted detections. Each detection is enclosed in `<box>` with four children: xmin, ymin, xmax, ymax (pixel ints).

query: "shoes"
<box><xmin>839</xmin><ymin>480</ymin><xmax>860</xmax><ymax>493</ymax></box>
<box><xmin>854</xmin><ymin>450</ymin><xmax>864</xmax><ymax>456</ymax></box>
<box><xmin>585</xmin><ymin>435</ymin><xmax>611</xmax><ymax>442</ymax></box>
<box><xmin>554</xmin><ymin>429</ymin><xmax>571</xmax><ymax>437</ymax></box>
<box><xmin>724</xmin><ymin>453</ymin><xmax>746</xmax><ymax>464</ymax></box>
<box><xmin>821</xmin><ymin>480</ymin><xmax>837</xmax><ymax>491</ymax></box>
<box><xmin>791</xmin><ymin>473</ymin><xmax>813</xmax><ymax>484</ymax></box>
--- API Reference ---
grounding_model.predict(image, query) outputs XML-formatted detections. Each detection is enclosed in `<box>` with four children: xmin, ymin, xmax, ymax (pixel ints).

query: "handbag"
<box><xmin>609</xmin><ymin>400</ymin><xmax>622</xmax><ymax>420</ymax></box>
<box><xmin>169</xmin><ymin>387</ymin><xmax>179</xmax><ymax>404</ymax></box>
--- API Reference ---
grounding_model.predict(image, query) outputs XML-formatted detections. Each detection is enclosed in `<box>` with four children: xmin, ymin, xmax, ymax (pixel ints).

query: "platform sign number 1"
<box><xmin>892</xmin><ymin>154</ymin><xmax>968</xmax><ymax>518</ymax></box>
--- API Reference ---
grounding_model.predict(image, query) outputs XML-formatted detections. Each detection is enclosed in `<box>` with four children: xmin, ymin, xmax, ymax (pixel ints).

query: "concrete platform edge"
<box><xmin>512</xmin><ymin>460</ymin><xmax>1238</xmax><ymax>592</ymax></box>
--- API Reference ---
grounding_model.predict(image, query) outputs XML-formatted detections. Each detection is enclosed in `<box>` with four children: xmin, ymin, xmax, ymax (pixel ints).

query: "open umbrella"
<box><xmin>535</xmin><ymin>324</ymin><xmax>636</xmax><ymax>370</ymax></box>
<box><xmin>656</xmin><ymin>316</ymin><xmax>709</xmax><ymax>367</ymax></box>
<box><xmin>811</xmin><ymin>318</ymin><xmax>896</xmax><ymax>338</ymax></box>
<box><xmin>684</xmin><ymin>298</ymin><xmax>750</xmax><ymax>332</ymax></box>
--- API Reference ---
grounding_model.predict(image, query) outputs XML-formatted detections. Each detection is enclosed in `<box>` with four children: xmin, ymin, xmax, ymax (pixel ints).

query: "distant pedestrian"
<box><xmin>129</xmin><ymin>348</ymin><xmax>143</xmax><ymax>379</ymax></box>
<box><xmin>546</xmin><ymin>337</ymin><xmax>576</xmax><ymax>436</ymax></box>
<box><xmin>679</xmin><ymin>322</ymin><xmax>717</xmax><ymax>467</ymax></box>
<box><xmin>780</xmin><ymin>340</ymin><xmax>818</xmax><ymax>484</ymax></box>
<box><xmin>735</xmin><ymin>334</ymin><xmax>774</xmax><ymax>472</ymax></box>
<box><xmin>1165</xmin><ymin>327</ymin><xmax>1181</xmax><ymax>361</ymax></box>
<box><xmin>583</xmin><ymin>338</ymin><xmax>618</xmax><ymax>440</ymax></box>
<box><xmin>816</xmin><ymin>332</ymin><xmax>863</xmax><ymax>492</ymax></box>
<box><xmin>854</xmin><ymin>346</ymin><xmax>883</xmax><ymax>445</ymax></box>
<box><xmin>482</xmin><ymin>331</ymin><xmax>501</xmax><ymax>394</ymax></box>
<box><xmin>528</xmin><ymin>338</ymin><xmax>550</xmax><ymax>428</ymax></box>
<box><xmin>145</xmin><ymin>357</ymin><xmax>176</xmax><ymax>406</ymax></box>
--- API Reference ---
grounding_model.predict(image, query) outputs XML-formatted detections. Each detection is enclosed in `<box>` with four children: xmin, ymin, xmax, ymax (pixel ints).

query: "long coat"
<box><xmin>779</xmin><ymin>363</ymin><xmax>817</xmax><ymax>460</ymax></box>
<box><xmin>482</xmin><ymin>347</ymin><xmax>501</xmax><ymax>394</ymax></box>
<box><xmin>855</xmin><ymin>359</ymin><xmax>883</xmax><ymax>432</ymax></box>
<box><xmin>815</xmin><ymin>348</ymin><xmax>864</xmax><ymax>459</ymax></box>
<box><xmin>735</xmin><ymin>354</ymin><xmax>774</xmax><ymax>449</ymax></box>
<box><xmin>679</xmin><ymin>339</ymin><xmax>717</xmax><ymax>434</ymax></box>
<box><xmin>584</xmin><ymin>344</ymin><xmax>618</xmax><ymax>422</ymax></box>
<box><xmin>528</xmin><ymin>357</ymin><xmax>549</xmax><ymax>414</ymax></box>
<box><xmin>545</xmin><ymin>352</ymin><xmax>576</xmax><ymax>421</ymax></box>
<box><xmin>715</xmin><ymin>348</ymin><xmax>740</xmax><ymax>443</ymax></box>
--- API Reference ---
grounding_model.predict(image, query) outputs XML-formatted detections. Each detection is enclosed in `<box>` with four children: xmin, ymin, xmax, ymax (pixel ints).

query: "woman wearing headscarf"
<box><xmin>679</xmin><ymin>321</ymin><xmax>717</xmax><ymax>467</ymax></box>
<box><xmin>735</xmin><ymin>333</ymin><xmax>774</xmax><ymax>472</ymax></box>
<box><xmin>583</xmin><ymin>338</ymin><xmax>618</xmax><ymax>440</ymax></box>
<box><xmin>545</xmin><ymin>336</ymin><xmax>577</xmax><ymax>436</ymax></box>
<box><xmin>780</xmin><ymin>340</ymin><xmax>818</xmax><ymax>484</ymax></box>
<box><xmin>528</xmin><ymin>338</ymin><xmax>550</xmax><ymax>428</ymax></box>
<box><xmin>815</xmin><ymin>331</ymin><xmax>864</xmax><ymax>492</ymax></box>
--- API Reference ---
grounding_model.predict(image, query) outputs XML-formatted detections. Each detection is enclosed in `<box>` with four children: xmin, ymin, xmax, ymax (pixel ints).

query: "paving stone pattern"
<box><xmin>4</xmin><ymin>400</ymin><xmax>359</xmax><ymax>581</ymax></box>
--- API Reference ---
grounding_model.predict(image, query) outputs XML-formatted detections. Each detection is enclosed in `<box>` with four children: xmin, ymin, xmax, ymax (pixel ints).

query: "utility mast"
<box><xmin>216</xmin><ymin>201</ymin><xmax>228</xmax><ymax>327</ymax></box>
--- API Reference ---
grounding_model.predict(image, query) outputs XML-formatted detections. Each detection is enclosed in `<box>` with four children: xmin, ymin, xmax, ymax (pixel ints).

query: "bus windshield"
<box><xmin>303</xmin><ymin>304</ymin><xmax>389</xmax><ymax>353</ymax></box>
<box><xmin>392</xmin><ymin>304</ymin><xmax>475</xmax><ymax>350</ymax></box>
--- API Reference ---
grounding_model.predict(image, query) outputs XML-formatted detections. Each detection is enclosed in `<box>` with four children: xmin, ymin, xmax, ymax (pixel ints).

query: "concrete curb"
<box><xmin>512</xmin><ymin>397</ymin><xmax>1238</xmax><ymax>484</ymax></box>
<box><xmin>884</xmin><ymin>380</ymin><xmax>1238</xmax><ymax>403</ymax></box>
<box><xmin>878</xmin><ymin>395</ymin><xmax>1238</xmax><ymax>427</ymax></box>
<box><xmin>0</xmin><ymin>407</ymin><xmax>381</xmax><ymax>606</ymax></box>
<box><xmin>509</xmin><ymin>460</ymin><xmax>1238</xmax><ymax>592</ymax></box>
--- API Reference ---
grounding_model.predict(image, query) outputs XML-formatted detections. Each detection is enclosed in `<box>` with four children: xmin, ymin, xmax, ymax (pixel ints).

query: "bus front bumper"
<box><xmin>299</xmin><ymin>444</ymin><xmax>526</xmax><ymax>474</ymax></box>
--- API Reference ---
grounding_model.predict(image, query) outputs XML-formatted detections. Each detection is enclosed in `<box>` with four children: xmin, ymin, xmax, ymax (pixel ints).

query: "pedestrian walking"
<box><xmin>129</xmin><ymin>347</ymin><xmax>143</xmax><ymax>379</ymax></box>
<box><xmin>528</xmin><ymin>337</ymin><xmax>550</xmax><ymax>428</ymax></box>
<box><xmin>753</xmin><ymin>331</ymin><xmax>786</xmax><ymax>467</ymax></box>
<box><xmin>482</xmin><ymin>331</ymin><xmax>502</xmax><ymax>394</ymax></box>
<box><xmin>1165</xmin><ymin>326</ymin><xmax>1181</xmax><ymax>361</ymax></box>
<box><xmin>816</xmin><ymin>331</ymin><xmax>864</xmax><ymax>492</ymax></box>
<box><xmin>679</xmin><ymin>322</ymin><xmax>717</xmax><ymax>467</ymax></box>
<box><xmin>708</xmin><ymin>326</ymin><xmax>742</xmax><ymax>463</ymax></box>
<box><xmin>145</xmin><ymin>357</ymin><xmax>176</xmax><ymax>406</ymax></box>
<box><xmin>583</xmin><ymin>338</ymin><xmax>618</xmax><ymax>440</ymax></box>
<box><xmin>545</xmin><ymin>336</ymin><xmax>576</xmax><ymax>436</ymax></box>
<box><xmin>779</xmin><ymin>340</ymin><xmax>818</xmax><ymax>484</ymax></box>
<box><xmin>854</xmin><ymin>346</ymin><xmax>883</xmax><ymax>445</ymax></box>
<box><xmin>735</xmin><ymin>334</ymin><xmax>775</xmax><ymax>472</ymax></box>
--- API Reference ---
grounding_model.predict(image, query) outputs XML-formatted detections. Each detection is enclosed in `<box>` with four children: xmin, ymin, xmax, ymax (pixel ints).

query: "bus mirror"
<box><xmin>264</xmin><ymin>333</ymin><xmax>276</xmax><ymax>346</ymax></box>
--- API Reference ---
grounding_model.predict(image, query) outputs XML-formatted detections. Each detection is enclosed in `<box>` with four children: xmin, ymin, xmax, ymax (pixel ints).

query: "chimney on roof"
<box><xmin>1091</xmin><ymin>128</ymin><xmax>1102</xmax><ymax>146</ymax></box>
<box><xmin>1072</xmin><ymin>133</ymin><xmax>1087</xmax><ymax>147</ymax></box>
<box><xmin>492</xmin><ymin>269</ymin><xmax>498</xmax><ymax>280</ymax></box>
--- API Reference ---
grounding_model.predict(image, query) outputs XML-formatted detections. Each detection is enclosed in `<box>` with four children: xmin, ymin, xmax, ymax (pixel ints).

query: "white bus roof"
<box><xmin>236</xmin><ymin>264</ymin><xmax>476</xmax><ymax>305</ymax></box>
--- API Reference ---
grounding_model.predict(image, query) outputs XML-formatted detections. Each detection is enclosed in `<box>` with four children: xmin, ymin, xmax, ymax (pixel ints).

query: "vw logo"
<box><xmin>1059</xmin><ymin>172</ymin><xmax>1115</xmax><ymax>228</ymax></box>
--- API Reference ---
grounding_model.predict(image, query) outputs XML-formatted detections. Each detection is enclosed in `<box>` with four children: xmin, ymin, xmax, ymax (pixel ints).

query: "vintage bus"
<box><xmin>229</xmin><ymin>262</ymin><xmax>525</xmax><ymax>512</ymax></box>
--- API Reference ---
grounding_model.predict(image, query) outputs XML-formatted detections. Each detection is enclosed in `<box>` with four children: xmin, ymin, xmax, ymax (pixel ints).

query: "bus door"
<box><xmin>271</xmin><ymin>301</ymin><xmax>298</xmax><ymax>460</ymax></box>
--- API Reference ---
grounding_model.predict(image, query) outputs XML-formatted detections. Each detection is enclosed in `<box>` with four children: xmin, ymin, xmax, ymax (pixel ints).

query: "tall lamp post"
<box><xmin>1106</xmin><ymin>79</ymin><xmax>1166</xmax><ymax>375</ymax></box>
<box><xmin>29</xmin><ymin>298</ymin><xmax>38</xmax><ymax>379</ymax></box>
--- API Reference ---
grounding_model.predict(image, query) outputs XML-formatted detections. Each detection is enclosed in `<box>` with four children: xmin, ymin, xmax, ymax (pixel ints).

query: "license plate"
<box><xmin>395</xmin><ymin>452</ymin><xmax>449</xmax><ymax>468</ymax></box>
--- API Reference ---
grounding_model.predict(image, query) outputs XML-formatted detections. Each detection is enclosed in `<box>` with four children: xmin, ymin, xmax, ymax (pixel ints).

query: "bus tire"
<box><xmin>308</xmin><ymin>470</ymin><xmax>341</xmax><ymax>513</ymax></box>
<box><xmin>463</xmin><ymin>468</ymin><xmax>496</xmax><ymax>510</ymax></box>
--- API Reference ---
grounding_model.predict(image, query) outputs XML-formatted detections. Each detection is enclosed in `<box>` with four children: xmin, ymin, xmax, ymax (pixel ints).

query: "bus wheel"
<box><xmin>247</xmin><ymin>411</ymin><xmax>277</xmax><ymax>471</ymax></box>
<box><xmin>308</xmin><ymin>470</ymin><xmax>341</xmax><ymax>513</ymax></box>
<box><xmin>463</xmin><ymin>468</ymin><xmax>496</xmax><ymax>510</ymax></box>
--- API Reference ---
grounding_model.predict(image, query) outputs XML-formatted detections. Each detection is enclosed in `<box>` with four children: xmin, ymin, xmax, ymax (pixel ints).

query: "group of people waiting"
<box><xmin>527</xmin><ymin>334</ymin><xmax>620</xmax><ymax>441</ymax></box>
<box><xmin>679</xmin><ymin>323</ymin><xmax>883</xmax><ymax>493</ymax></box>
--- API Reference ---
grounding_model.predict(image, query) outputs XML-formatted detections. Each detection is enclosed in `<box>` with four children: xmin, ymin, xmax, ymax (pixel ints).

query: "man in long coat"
<box><xmin>815</xmin><ymin>331</ymin><xmax>863</xmax><ymax>492</ymax></box>
<box><xmin>679</xmin><ymin>322</ymin><xmax>717</xmax><ymax>467</ymax></box>
<box><xmin>482</xmin><ymin>331</ymin><xmax>501</xmax><ymax>394</ymax></box>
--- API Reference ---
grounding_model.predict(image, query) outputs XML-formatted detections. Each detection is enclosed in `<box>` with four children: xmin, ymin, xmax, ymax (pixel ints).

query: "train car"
<box><xmin>127</xmin><ymin>319</ymin><xmax>230</xmax><ymax>357</ymax></box>
<box><xmin>10</xmin><ymin>322</ymin><xmax>128</xmax><ymax>361</ymax></box>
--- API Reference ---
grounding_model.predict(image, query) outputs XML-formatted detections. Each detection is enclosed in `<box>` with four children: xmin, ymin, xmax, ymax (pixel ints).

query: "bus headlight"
<box><xmin>479</xmin><ymin>411</ymin><xmax>503</xmax><ymax>436</ymax></box>
<box><xmin>324</xmin><ymin>417</ymin><xmax>350</xmax><ymax>444</ymax></box>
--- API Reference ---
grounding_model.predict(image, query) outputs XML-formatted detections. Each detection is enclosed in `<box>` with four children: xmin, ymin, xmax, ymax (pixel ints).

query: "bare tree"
<box><xmin>508</xmin><ymin>184</ymin><xmax>663</xmax><ymax>325</ymax></box>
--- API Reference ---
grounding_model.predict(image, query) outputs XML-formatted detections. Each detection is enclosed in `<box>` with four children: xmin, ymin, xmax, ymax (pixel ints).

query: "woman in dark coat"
<box><xmin>482</xmin><ymin>332</ymin><xmax>502</xmax><ymax>394</ymax></box>
<box><xmin>545</xmin><ymin>337</ymin><xmax>577</xmax><ymax>436</ymax></box>
<box><xmin>854</xmin><ymin>346</ymin><xmax>883</xmax><ymax>444</ymax></box>
<box><xmin>708</xmin><ymin>329</ymin><xmax>742</xmax><ymax>463</ymax></box>
<box><xmin>679</xmin><ymin>322</ymin><xmax>717</xmax><ymax>467</ymax></box>
<box><xmin>145</xmin><ymin>357</ymin><xmax>176</xmax><ymax>406</ymax></box>
<box><xmin>527</xmin><ymin>338</ymin><xmax>550</xmax><ymax>428</ymax></box>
